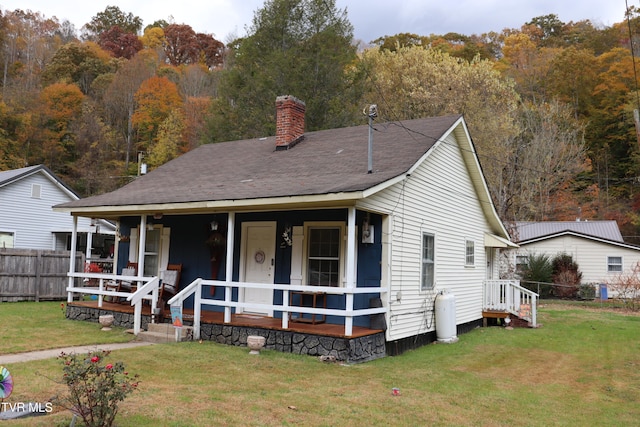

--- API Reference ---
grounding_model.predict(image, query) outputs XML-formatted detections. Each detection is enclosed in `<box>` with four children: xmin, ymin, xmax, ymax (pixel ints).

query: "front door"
<box><xmin>485</xmin><ymin>248</ymin><xmax>494</xmax><ymax>280</ymax></box>
<box><xmin>240</xmin><ymin>222</ymin><xmax>276</xmax><ymax>316</ymax></box>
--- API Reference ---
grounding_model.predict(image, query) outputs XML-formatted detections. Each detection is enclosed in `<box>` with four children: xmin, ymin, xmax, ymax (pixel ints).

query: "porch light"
<box><xmin>210</xmin><ymin>220</ymin><xmax>219</xmax><ymax>231</ymax></box>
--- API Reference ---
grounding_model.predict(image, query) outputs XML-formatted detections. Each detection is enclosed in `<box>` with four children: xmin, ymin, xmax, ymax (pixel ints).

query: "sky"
<box><xmin>0</xmin><ymin>0</ymin><xmax>630</xmax><ymax>44</ymax></box>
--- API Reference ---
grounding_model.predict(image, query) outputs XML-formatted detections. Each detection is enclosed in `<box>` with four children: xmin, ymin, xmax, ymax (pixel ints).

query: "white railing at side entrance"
<box><xmin>168</xmin><ymin>279</ymin><xmax>389</xmax><ymax>339</ymax></box>
<box><xmin>483</xmin><ymin>280</ymin><xmax>538</xmax><ymax>327</ymax></box>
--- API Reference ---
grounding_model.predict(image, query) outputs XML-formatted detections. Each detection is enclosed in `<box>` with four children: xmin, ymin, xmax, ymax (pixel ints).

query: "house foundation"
<box><xmin>66</xmin><ymin>305</ymin><xmax>386</xmax><ymax>364</ymax></box>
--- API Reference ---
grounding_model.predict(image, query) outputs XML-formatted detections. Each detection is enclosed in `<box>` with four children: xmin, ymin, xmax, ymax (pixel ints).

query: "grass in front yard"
<box><xmin>1</xmin><ymin>302</ymin><xmax>639</xmax><ymax>426</ymax></box>
<box><xmin>0</xmin><ymin>301</ymin><xmax>134</xmax><ymax>354</ymax></box>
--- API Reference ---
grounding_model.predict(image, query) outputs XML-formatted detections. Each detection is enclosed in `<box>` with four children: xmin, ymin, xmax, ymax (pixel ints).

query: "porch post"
<box><xmin>133</xmin><ymin>301</ymin><xmax>142</xmax><ymax>335</ymax></box>
<box><xmin>138</xmin><ymin>215</ymin><xmax>147</xmax><ymax>277</ymax></box>
<box><xmin>67</xmin><ymin>215</ymin><xmax>78</xmax><ymax>303</ymax></box>
<box><xmin>224</xmin><ymin>212</ymin><xmax>235</xmax><ymax>323</ymax></box>
<box><xmin>345</xmin><ymin>207</ymin><xmax>356</xmax><ymax>336</ymax></box>
<box><xmin>85</xmin><ymin>227</ymin><xmax>93</xmax><ymax>272</ymax></box>
<box><xmin>194</xmin><ymin>284</ymin><xmax>202</xmax><ymax>340</ymax></box>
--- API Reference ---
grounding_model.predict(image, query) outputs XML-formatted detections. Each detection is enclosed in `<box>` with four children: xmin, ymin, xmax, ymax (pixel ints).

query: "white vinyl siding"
<box><xmin>0</xmin><ymin>171</ymin><xmax>97</xmax><ymax>249</ymax></box>
<box><xmin>358</xmin><ymin>130</ymin><xmax>492</xmax><ymax>342</ymax></box>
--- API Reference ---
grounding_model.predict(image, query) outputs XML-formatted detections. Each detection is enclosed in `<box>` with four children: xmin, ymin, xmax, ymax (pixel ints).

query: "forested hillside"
<box><xmin>2</xmin><ymin>1</ymin><xmax>640</xmax><ymax>240</ymax></box>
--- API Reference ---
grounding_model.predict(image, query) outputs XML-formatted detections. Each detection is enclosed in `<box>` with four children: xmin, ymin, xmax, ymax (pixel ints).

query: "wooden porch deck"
<box><xmin>69</xmin><ymin>301</ymin><xmax>381</xmax><ymax>339</ymax></box>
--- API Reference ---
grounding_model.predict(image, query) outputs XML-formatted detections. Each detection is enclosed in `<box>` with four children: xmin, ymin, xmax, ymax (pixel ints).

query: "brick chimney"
<box><xmin>275</xmin><ymin>95</ymin><xmax>305</xmax><ymax>150</ymax></box>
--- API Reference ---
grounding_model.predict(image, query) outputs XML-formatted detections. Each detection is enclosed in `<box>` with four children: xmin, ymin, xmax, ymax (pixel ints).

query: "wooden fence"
<box><xmin>0</xmin><ymin>249</ymin><xmax>84</xmax><ymax>302</ymax></box>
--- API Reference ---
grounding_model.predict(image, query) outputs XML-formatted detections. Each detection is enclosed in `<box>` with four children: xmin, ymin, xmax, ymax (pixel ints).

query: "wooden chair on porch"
<box><xmin>158</xmin><ymin>263</ymin><xmax>182</xmax><ymax>316</ymax></box>
<box><xmin>105</xmin><ymin>263</ymin><xmax>138</xmax><ymax>303</ymax></box>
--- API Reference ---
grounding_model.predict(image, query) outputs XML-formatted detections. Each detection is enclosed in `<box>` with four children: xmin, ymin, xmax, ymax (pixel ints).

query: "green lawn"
<box><xmin>0</xmin><ymin>301</ymin><xmax>134</xmax><ymax>354</ymax></box>
<box><xmin>1</xmin><ymin>301</ymin><xmax>639</xmax><ymax>426</ymax></box>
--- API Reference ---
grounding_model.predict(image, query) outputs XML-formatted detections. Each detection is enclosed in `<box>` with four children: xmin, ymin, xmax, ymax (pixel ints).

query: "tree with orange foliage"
<box><xmin>132</xmin><ymin>76</ymin><xmax>182</xmax><ymax>152</ymax></box>
<box><xmin>38</xmin><ymin>82</ymin><xmax>84</xmax><ymax>172</ymax></box>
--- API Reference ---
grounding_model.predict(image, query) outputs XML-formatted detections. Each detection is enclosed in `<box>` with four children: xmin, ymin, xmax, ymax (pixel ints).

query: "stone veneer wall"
<box><xmin>66</xmin><ymin>305</ymin><xmax>386</xmax><ymax>364</ymax></box>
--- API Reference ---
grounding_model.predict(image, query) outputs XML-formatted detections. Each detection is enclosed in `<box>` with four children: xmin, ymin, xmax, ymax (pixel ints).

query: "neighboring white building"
<box><xmin>504</xmin><ymin>221</ymin><xmax>640</xmax><ymax>294</ymax></box>
<box><xmin>0</xmin><ymin>165</ymin><xmax>115</xmax><ymax>269</ymax></box>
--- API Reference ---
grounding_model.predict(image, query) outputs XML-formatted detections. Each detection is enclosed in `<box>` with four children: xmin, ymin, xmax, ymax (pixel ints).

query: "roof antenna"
<box><xmin>365</xmin><ymin>104</ymin><xmax>378</xmax><ymax>174</ymax></box>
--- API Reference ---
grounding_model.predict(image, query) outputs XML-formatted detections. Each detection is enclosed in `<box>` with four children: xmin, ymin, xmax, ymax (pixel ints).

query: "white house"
<box><xmin>55</xmin><ymin>96</ymin><xmax>526</xmax><ymax>361</ymax></box>
<box><xmin>505</xmin><ymin>220</ymin><xmax>640</xmax><ymax>296</ymax></box>
<box><xmin>0</xmin><ymin>165</ymin><xmax>115</xmax><ymax>269</ymax></box>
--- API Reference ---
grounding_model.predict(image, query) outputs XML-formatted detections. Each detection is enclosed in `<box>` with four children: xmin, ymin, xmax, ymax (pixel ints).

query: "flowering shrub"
<box><xmin>55</xmin><ymin>349</ymin><xmax>139</xmax><ymax>427</ymax></box>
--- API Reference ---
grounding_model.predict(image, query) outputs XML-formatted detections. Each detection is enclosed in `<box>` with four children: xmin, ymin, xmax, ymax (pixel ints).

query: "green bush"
<box><xmin>521</xmin><ymin>253</ymin><xmax>553</xmax><ymax>298</ymax></box>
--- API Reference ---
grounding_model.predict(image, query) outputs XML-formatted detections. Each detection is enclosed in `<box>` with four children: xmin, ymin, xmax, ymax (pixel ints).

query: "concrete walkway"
<box><xmin>0</xmin><ymin>341</ymin><xmax>154</xmax><ymax>365</ymax></box>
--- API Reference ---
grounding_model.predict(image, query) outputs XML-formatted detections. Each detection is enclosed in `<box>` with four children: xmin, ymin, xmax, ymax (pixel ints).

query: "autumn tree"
<box><xmin>359</xmin><ymin>45</ymin><xmax>520</xmax><ymax>198</ymax></box>
<box><xmin>588</xmin><ymin>47</ymin><xmax>637</xmax><ymax>197</ymax></box>
<box><xmin>371</xmin><ymin>33</ymin><xmax>427</xmax><ymax>50</ymax></box>
<box><xmin>147</xmin><ymin>109</ymin><xmax>185</xmax><ymax>168</ymax></box>
<box><xmin>67</xmin><ymin>101</ymin><xmax>122</xmax><ymax>195</ymax></box>
<box><xmin>1</xmin><ymin>9</ymin><xmax>63</xmax><ymax>97</ymax></box>
<box><xmin>141</xmin><ymin>26</ymin><xmax>164</xmax><ymax>50</ymax></box>
<box><xmin>40</xmin><ymin>41</ymin><xmax>115</xmax><ymax>94</ymax></box>
<box><xmin>162</xmin><ymin>24</ymin><xmax>224</xmax><ymax>68</ymax></box>
<box><xmin>499</xmin><ymin>32</ymin><xmax>560</xmax><ymax>103</ymax></box>
<box><xmin>525</xmin><ymin>14</ymin><xmax>566</xmax><ymax>47</ymax></box>
<box><xmin>0</xmin><ymin>102</ymin><xmax>24</xmax><ymax>170</ymax></box>
<box><xmin>545</xmin><ymin>46</ymin><xmax>597</xmax><ymax>118</ymax></box>
<box><xmin>37</xmin><ymin>82</ymin><xmax>84</xmax><ymax>174</ymax></box>
<box><xmin>132</xmin><ymin>75</ymin><xmax>182</xmax><ymax>153</ymax></box>
<box><xmin>82</xmin><ymin>6</ymin><xmax>142</xmax><ymax>41</ymax></box>
<box><xmin>98</xmin><ymin>25</ymin><xmax>143</xmax><ymax>59</ymax></box>
<box><xmin>103</xmin><ymin>52</ymin><xmax>156</xmax><ymax>169</ymax></box>
<box><xmin>498</xmin><ymin>100</ymin><xmax>588</xmax><ymax>221</ymax></box>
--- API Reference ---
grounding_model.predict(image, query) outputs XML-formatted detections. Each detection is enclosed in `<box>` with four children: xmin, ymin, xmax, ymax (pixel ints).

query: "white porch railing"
<box><xmin>66</xmin><ymin>272</ymin><xmax>160</xmax><ymax>335</ymax></box>
<box><xmin>168</xmin><ymin>279</ymin><xmax>389</xmax><ymax>339</ymax></box>
<box><xmin>483</xmin><ymin>280</ymin><xmax>538</xmax><ymax>327</ymax></box>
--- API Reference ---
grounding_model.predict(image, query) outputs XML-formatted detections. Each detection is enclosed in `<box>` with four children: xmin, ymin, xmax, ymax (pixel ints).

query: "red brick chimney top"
<box><xmin>275</xmin><ymin>95</ymin><xmax>305</xmax><ymax>150</ymax></box>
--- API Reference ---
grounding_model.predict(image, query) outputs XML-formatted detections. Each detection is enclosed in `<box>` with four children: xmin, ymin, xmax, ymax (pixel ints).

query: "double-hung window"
<box><xmin>465</xmin><ymin>240</ymin><xmax>475</xmax><ymax>266</ymax></box>
<box><xmin>607</xmin><ymin>256</ymin><xmax>622</xmax><ymax>272</ymax></box>
<box><xmin>421</xmin><ymin>233</ymin><xmax>435</xmax><ymax>290</ymax></box>
<box><xmin>307</xmin><ymin>227</ymin><xmax>341</xmax><ymax>287</ymax></box>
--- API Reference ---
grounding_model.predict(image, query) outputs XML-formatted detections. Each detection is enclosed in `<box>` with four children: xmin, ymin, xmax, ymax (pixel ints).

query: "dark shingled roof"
<box><xmin>58</xmin><ymin>115</ymin><xmax>461</xmax><ymax>209</ymax></box>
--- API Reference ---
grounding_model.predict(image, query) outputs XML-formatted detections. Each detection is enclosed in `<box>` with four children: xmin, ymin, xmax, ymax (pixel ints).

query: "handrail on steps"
<box><xmin>125</xmin><ymin>276</ymin><xmax>160</xmax><ymax>336</ymax></box>
<box><xmin>484</xmin><ymin>280</ymin><xmax>538</xmax><ymax>328</ymax></box>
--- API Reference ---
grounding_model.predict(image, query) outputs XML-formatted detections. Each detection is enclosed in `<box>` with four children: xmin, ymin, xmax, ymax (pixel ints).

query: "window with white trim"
<box><xmin>31</xmin><ymin>183</ymin><xmax>41</xmax><ymax>198</ymax></box>
<box><xmin>421</xmin><ymin>233</ymin><xmax>435</xmax><ymax>290</ymax></box>
<box><xmin>465</xmin><ymin>239</ymin><xmax>475</xmax><ymax>266</ymax></box>
<box><xmin>307</xmin><ymin>226</ymin><xmax>341</xmax><ymax>287</ymax></box>
<box><xmin>0</xmin><ymin>232</ymin><xmax>14</xmax><ymax>248</ymax></box>
<box><xmin>607</xmin><ymin>256</ymin><xmax>622</xmax><ymax>272</ymax></box>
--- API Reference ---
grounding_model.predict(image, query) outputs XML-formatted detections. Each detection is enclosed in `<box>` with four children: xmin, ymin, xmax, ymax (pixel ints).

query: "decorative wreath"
<box><xmin>254</xmin><ymin>250</ymin><xmax>266</xmax><ymax>264</ymax></box>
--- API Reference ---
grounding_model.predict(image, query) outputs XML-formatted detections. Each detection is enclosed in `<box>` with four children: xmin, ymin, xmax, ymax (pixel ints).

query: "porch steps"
<box><xmin>137</xmin><ymin>322</ymin><xmax>194</xmax><ymax>344</ymax></box>
<box><xmin>482</xmin><ymin>310</ymin><xmax>533</xmax><ymax>328</ymax></box>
